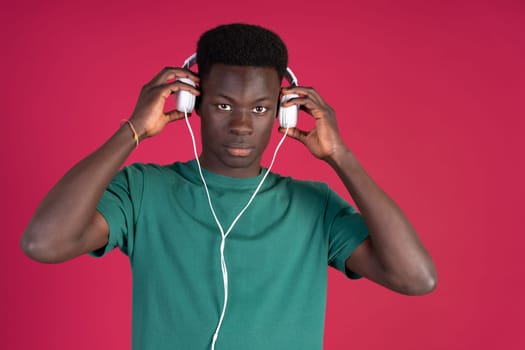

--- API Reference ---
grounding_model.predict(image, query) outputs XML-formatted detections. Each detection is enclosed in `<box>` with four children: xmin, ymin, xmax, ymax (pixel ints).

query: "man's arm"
<box><xmin>280</xmin><ymin>86</ymin><xmax>437</xmax><ymax>295</ymax></box>
<box><xmin>327</xmin><ymin>149</ymin><xmax>436</xmax><ymax>295</ymax></box>
<box><xmin>20</xmin><ymin>67</ymin><xmax>200</xmax><ymax>263</ymax></box>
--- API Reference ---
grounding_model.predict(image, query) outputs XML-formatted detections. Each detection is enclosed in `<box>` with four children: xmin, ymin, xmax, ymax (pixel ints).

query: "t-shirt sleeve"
<box><xmin>88</xmin><ymin>165</ymin><xmax>144</xmax><ymax>258</ymax></box>
<box><xmin>325</xmin><ymin>188</ymin><xmax>369</xmax><ymax>279</ymax></box>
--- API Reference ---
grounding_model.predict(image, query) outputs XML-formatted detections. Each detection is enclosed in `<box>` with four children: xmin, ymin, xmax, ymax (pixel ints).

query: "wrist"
<box><xmin>128</xmin><ymin>119</ymin><xmax>149</xmax><ymax>141</ymax></box>
<box><xmin>324</xmin><ymin>144</ymin><xmax>354</xmax><ymax>169</ymax></box>
<box><xmin>121</xmin><ymin>119</ymin><xmax>145</xmax><ymax>148</ymax></box>
<box><xmin>114</xmin><ymin>123</ymin><xmax>140</xmax><ymax>151</ymax></box>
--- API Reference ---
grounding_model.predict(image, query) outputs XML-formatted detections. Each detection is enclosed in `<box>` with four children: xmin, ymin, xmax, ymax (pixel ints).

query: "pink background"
<box><xmin>2</xmin><ymin>0</ymin><xmax>524</xmax><ymax>349</ymax></box>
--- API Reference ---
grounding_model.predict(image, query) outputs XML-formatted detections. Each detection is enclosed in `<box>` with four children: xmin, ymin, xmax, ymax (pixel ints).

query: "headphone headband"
<box><xmin>182</xmin><ymin>53</ymin><xmax>297</xmax><ymax>86</ymax></box>
<box><xmin>182</xmin><ymin>53</ymin><xmax>198</xmax><ymax>69</ymax></box>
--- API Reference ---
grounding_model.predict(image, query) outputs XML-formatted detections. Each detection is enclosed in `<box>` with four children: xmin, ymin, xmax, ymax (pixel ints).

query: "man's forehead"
<box><xmin>202</xmin><ymin>64</ymin><xmax>281</xmax><ymax>92</ymax></box>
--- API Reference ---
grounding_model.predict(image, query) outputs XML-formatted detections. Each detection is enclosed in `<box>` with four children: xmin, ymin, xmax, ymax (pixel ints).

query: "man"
<box><xmin>21</xmin><ymin>23</ymin><xmax>436</xmax><ymax>349</ymax></box>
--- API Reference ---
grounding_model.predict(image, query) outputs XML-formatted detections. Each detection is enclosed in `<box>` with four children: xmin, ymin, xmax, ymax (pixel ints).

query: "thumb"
<box><xmin>278</xmin><ymin>127</ymin><xmax>308</xmax><ymax>144</ymax></box>
<box><xmin>164</xmin><ymin>109</ymin><xmax>188</xmax><ymax>123</ymax></box>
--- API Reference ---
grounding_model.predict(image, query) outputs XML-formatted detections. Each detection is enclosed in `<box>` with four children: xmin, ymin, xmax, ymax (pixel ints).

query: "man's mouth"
<box><xmin>225</xmin><ymin>144</ymin><xmax>254</xmax><ymax>157</ymax></box>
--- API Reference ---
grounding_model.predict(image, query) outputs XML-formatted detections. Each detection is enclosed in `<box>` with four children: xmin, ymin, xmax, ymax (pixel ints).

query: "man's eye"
<box><xmin>253</xmin><ymin>106</ymin><xmax>268</xmax><ymax>113</ymax></box>
<box><xmin>217</xmin><ymin>104</ymin><xmax>232</xmax><ymax>111</ymax></box>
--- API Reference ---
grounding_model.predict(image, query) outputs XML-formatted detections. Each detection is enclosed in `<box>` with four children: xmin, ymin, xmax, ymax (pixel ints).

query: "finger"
<box><xmin>282</xmin><ymin>97</ymin><xmax>320</xmax><ymax>117</ymax></box>
<box><xmin>148</xmin><ymin>67</ymin><xmax>179</xmax><ymax>86</ymax></box>
<box><xmin>164</xmin><ymin>109</ymin><xmax>188</xmax><ymax>123</ymax></box>
<box><xmin>282</xmin><ymin>86</ymin><xmax>324</xmax><ymax>105</ymax></box>
<box><xmin>158</xmin><ymin>80</ymin><xmax>201</xmax><ymax>99</ymax></box>
<box><xmin>278</xmin><ymin>127</ymin><xmax>309</xmax><ymax>143</ymax></box>
<box><xmin>148</xmin><ymin>67</ymin><xmax>200</xmax><ymax>87</ymax></box>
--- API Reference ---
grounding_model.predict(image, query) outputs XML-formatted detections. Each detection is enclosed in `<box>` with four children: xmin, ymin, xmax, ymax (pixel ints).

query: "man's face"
<box><xmin>196</xmin><ymin>64</ymin><xmax>281</xmax><ymax>178</ymax></box>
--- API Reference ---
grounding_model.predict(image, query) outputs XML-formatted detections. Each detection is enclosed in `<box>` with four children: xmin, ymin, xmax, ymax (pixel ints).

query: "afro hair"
<box><xmin>196</xmin><ymin>23</ymin><xmax>288</xmax><ymax>82</ymax></box>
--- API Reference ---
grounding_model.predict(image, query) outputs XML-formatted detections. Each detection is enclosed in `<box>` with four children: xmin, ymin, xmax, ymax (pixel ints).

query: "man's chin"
<box><xmin>220</xmin><ymin>153</ymin><xmax>262</xmax><ymax>174</ymax></box>
<box><xmin>199</xmin><ymin>151</ymin><xmax>262</xmax><ymax>176</ymax></box>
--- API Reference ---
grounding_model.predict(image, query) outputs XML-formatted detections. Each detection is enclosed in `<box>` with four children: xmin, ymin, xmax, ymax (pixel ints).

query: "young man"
<box><xmin>21</xmin><ymin>24</ymin><xmax>436</xmax><ymax>349</ymax></box>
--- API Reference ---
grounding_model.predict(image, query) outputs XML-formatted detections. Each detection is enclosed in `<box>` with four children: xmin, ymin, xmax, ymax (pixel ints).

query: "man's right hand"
<box><xmin>129</xmin><ymin>67</ymin><xmax>200</xmax><ymax>140</ymax></box>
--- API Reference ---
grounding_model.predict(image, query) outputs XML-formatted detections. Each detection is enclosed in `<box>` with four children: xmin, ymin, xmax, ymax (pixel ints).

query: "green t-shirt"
<box><xmin>91</xmin><ymin>160</ymin><xmax>369</xmax><ymax>349</ymax></box>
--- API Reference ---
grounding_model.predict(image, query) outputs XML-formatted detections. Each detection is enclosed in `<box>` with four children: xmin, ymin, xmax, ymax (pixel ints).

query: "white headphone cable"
<box><xmin>183</xmin><ymin>111</ymin><xmax>288</xmax><ymax>349</ymax></box>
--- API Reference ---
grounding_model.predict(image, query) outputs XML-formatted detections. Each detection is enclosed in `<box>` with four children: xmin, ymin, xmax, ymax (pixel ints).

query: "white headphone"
<box><xmin>176</xmin><ymin>53</ymin><xmax>299</xmax><ymax>128</ymax></box>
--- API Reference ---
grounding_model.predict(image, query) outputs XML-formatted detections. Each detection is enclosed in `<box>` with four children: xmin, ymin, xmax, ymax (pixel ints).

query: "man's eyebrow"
<box><xmin>252</xmin><ymin>96</ymin><xmax>274</xmax><ymax>103</ymax></box>
<box><xmin>216</xmin><ymin>94</ymin><xmax>235</xmax><ymax>102</ymax></box>
<box><xmin>215</xmin><ymin>94</ymin><xmax>274</xmax><ymax>103</ymax></box>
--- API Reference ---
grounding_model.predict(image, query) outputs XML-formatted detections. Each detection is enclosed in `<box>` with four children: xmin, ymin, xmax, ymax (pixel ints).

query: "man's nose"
<box><xmin>229</xmin><ymin>109</ymin><xmax>253</xmax><ymax>135</ymax></box>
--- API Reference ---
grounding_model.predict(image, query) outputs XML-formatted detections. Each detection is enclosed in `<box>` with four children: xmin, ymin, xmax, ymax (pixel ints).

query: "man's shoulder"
<box><xmin>272</xmin><ymin>172</ymin><xmax>331</xmax><ymax>196</ymax></box>
<box><xmin>115</xmin><ymin>161</ymin><xmax>194</xmax><ymax>186</ymax></box>
<box><xmin>123</xmin><ymin>161</ymin><xmax>169</xmax><ymax>170</ymax></box>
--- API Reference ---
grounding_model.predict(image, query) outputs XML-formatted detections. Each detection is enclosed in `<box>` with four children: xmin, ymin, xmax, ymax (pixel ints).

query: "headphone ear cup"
<box><xmin>278</xmin><ymin>93</ymin><xmax>299</xmax><ymax>128</ymax></box>
<box><xmin>175</xmin><ymin>78</ymin><xmax>196</xmax><ymax>113</ymax></box>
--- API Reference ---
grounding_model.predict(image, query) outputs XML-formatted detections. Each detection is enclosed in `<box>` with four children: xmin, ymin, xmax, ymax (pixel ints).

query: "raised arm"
<box><xmin>20</xmin><ymin>68</ymin><xmax>199</xmax><ymax>263</ymax></box>
<box><xmin>280</xmin><ymin>86</ymin><xmax>437</xmax><ymax>295</ymax></box>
